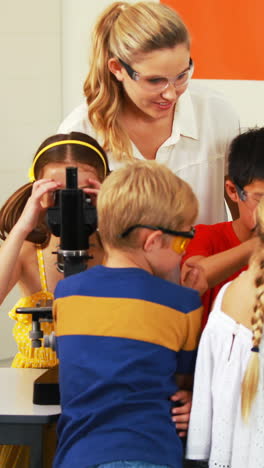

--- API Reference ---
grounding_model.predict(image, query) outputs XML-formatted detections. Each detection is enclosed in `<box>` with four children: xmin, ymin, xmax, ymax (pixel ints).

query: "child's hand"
<box><xmin>82</xmin><ymin>178</ymin><xmax>101</xmax><ymax>206</ymax></box>
<box><xmin>181</xmin><ymin>261</ymin><xmax>208</xmax><ymax>295</ymax></box>
<box><xmin>170</xmin><ymin>390</ymin><xmax>192</xmax><ymax>437</ymax></box>
<box><xmin>17</xmin><ymin>179</ymin><xmax>62</xmax><ymax>234</ymax></box>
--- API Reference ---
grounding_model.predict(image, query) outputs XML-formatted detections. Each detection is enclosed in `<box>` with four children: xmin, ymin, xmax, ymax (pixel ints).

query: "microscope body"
<box><xmin>48</xmin><ymin>166</ymin><xmax>97</xmax><ymax>277</ymax></box>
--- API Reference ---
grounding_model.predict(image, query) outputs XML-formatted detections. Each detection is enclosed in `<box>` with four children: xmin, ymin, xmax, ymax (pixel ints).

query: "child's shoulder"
<box><xmin>20</xmin><ymin>240</ymin><xmax>37</xmax><ymax>260</ymax></box>
<box><xmin>195</xmin><ymin>221</ymin><xmax>233</xmax><ymax>236</ymax></box>
<box><xmin>54</xmin><ymin>266</ymin><xmax>201</xmax><ymax>315</ymax></box>
<box><xmin>128</xmin><ymin>271</ymin><xmax>202</xmax><ymax>315</ymax></box>
<box><xmin>194</xmin><ymin>221</ymin><xmax>235</xmax><ymax>247</ymax></box>
<box><xmin>183</xmin><ymin>221</ymin><xmax>234</xmax><ymax>259</ymax></box>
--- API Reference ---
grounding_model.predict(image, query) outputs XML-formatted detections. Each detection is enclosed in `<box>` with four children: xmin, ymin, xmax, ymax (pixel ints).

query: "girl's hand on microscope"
<box><xmin>17</xmin><ymin>179</ymin><xmax>62</xmax><ymax>235</ymax></box>
<box><xmin>82</xmin><ymin>179</ymin><xmax>101</xmax><ymax>205</ymax></box>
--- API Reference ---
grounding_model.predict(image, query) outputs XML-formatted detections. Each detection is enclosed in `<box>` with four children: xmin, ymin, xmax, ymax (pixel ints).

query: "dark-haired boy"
<box><xmin>182</xmin><ymin>127</ymin><xmax>264</xmax><ymax>327</ymax></box>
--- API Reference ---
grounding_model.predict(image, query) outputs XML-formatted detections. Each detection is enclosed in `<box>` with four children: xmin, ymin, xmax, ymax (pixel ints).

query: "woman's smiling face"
<box><xmin>110</xmin><ymin>43</ymin><xmax>191</xmax><ymax>121</ymax></box>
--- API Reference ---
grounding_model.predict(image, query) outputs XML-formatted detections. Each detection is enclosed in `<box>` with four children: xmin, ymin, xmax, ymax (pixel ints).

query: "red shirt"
<box><xmin>182</xmin><ymin>221</ymin><xmax>247</xmax><ymax>328</ymax></box>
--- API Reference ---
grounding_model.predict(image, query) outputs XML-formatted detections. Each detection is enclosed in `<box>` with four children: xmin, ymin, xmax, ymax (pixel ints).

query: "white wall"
<box><xmin>0</xmin><ymin>0</ymin><xmax>62</xmax><ymax>359</ymax></box>
<box><xmin>195</xmin><ymin>80</ymin><xmax>264</xmax><ymax>129</ymax></box>
<box><xmin>61</xmin><ymin>0</ymin><xmax>146</xmax><ymax>117</ymax></box>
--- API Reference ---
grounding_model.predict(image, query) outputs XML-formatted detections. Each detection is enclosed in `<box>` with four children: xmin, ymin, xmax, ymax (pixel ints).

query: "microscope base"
<box><xmin>33</xmin><ymin>366</ymin><xmax>60</xmax><ymax>405</ymax></box>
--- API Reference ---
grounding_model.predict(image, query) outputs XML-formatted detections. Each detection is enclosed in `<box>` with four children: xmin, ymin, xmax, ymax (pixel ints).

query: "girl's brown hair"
<box><xmin>0</xmin><ymin>132</ymin><xmax>110</xmax><ymax>245</ymax></box>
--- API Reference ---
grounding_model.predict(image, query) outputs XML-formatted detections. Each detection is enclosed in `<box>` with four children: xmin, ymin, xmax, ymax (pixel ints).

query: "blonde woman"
<box><xmin>186</xmin><ymin>198</ymin><xmax>264</xmax><ymax>467</ymax></box>
<box><xmin>59</xmin><ymin>1</ymin><xmax>239</xmax><ymax>225</ymax></box>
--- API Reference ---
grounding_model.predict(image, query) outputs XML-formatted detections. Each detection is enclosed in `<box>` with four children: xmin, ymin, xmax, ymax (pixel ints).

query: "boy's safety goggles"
<box><xmin>235</xmin><ymin>183</ymin><xmax>264</xmax><ymax>209</ymax></box>
<box><xmin>120</xmin><ymin>224</ymin><xmax>195</xmax><ymax>254</ymax></box>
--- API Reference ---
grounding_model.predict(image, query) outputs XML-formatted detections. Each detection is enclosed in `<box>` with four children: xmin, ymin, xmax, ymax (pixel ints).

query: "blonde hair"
<box><xmin>97</xmin><ymin>160</ymin><xmax>198</xmax><ymax>249</ymax></box>
<box><xmin>241</xmin><ymin>199</ymin><xmax>264</xmax><ymax>421</ymax></box>
<box><xmin>84</xmin><ymin>1</ymin><xmax>190</xmax><ymax>161</ymax></box>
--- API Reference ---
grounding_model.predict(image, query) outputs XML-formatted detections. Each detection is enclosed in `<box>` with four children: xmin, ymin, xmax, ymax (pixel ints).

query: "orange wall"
<box><xmin>161</xmin><ymin>0</ymin><xmax>263</xmax><ymax>80</ymax></box>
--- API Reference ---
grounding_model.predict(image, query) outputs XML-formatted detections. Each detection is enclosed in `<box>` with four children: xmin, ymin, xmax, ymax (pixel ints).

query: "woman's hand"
<box><xmin>16</xmin><ymin>179</ymin><xmax>62</xmax><ymax>235</ymax></box>
<box><xmin>170</xmin><ymin>390</ymin><xmax>193</xmax><ymax>437</ymax></box>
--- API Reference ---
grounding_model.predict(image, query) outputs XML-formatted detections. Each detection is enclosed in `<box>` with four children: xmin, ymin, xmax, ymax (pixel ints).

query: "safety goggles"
<box><xmin>119</xmin><ymin>58</ymin><xmax>194</xmax><ymax>93</ymax></box>
<box><xmin>235</xmin><ymin>183</ymin><xmax>264</xmax><ymax>209</ymax></box>
<box><xmin>120</xmin><ymin>224</ymin><xmax>195</xmax><ymax>254</ymax></box>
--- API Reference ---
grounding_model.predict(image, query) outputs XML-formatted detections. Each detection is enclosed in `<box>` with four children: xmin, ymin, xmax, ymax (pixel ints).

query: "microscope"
<box><xmin>16</xmin><ymin>167</ymin><xmax>97</xmax><ymax>404</ymax></box>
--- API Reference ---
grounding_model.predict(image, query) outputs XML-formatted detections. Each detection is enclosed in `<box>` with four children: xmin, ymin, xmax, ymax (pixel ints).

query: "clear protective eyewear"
<box><xmin>119</xmin><ymin>58</ymin><xmax>194</xmax><ymax>92</ymax></box>
<box><xmin>235</xmin><ymin>183</ymin><xmax>264</xmax><ymax>209</ymax></box>
<box><xmin>120</xmin><ymin>224</ymin><xmax>195</xmax><ymax>254</ymax></box>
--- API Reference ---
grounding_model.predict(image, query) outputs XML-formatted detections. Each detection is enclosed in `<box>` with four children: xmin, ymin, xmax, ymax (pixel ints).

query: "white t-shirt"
<box><xmin>58</xmin><ymin>81</ymin><xmax>240</xmax><ymax>225</ymax></box>
<box><xmin>186</xmin><ymin>281</ymin><xmax>264</xmax><ymax>468</ymax></box>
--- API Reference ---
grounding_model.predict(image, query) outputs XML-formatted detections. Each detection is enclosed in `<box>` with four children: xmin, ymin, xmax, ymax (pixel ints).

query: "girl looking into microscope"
<box><xmin>0</xmin><ymin>131</ymin><xmax>110</xmax><ymax>370</ymax></box>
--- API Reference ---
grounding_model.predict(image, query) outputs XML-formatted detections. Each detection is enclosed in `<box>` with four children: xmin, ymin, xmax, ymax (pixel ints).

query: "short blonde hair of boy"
<box><xmin>97</xmin><ymin>160</ymin><xmax>198</xmax><ymax>249</ymax></box>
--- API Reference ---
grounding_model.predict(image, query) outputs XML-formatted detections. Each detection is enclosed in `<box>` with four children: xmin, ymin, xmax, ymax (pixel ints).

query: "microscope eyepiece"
<box><xmin>66</xmin><ymin>166</ymin><xmax>78</xmax><ymax>189</ymax></box>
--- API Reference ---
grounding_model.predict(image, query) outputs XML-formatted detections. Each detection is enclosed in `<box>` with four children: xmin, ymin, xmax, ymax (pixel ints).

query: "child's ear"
<box><xmin>225</xmin><ymin>179</ymin><xmax>239</xmax><ymax>203</ymax></box>
<box><xmin>143</xmin><ymin>230</ymin><xmax>163</xmax><ymax>252</ymax></box>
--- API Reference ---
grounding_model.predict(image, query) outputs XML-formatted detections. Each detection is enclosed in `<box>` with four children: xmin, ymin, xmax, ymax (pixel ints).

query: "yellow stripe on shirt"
<box><xmin>53</xmin><ymin>296</ymin><xmax>202</xmax><ymax>352</ymax></box>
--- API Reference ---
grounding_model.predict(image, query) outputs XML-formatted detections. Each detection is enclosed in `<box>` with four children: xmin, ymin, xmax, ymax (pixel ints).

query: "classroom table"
<box><xmin>0</xmin><ymin>368</ymin><xmax>61</xmax><ymax>468</ymax></box>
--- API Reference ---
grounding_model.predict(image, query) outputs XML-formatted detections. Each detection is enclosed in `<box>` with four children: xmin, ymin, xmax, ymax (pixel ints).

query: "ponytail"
<box><xmin>84</xmin><ymin>2</ymin><xmax>132</xmax><ymax>161</ymax></box>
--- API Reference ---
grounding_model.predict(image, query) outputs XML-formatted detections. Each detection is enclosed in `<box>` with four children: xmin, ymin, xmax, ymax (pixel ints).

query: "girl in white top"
<box><xmin>58</xmin><ymin>1</ymin><xmax>239</xmax><ymax>225</ymax></box>
<box><xmin>186</xmin><ymin>199</ymin><xmax>264</xmax><ymax>467</ymax></box>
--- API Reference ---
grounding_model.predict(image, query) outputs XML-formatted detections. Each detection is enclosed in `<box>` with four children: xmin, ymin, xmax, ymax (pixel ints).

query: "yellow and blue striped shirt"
<box><xmin>53</xmin><ymin>266</ymin><xmax>202</xmax><ymax>468</ymax></box>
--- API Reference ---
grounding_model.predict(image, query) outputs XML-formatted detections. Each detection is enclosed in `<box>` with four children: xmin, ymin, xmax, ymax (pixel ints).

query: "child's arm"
<box><xmin>0</xmin><ymin>179</ymin><xmax>61</xmax><ymax>304</ymax></box>
<box><xmin>0</xmin><ymin>223</ymin><xmax>27</xmax><ymax>303</ymax></box>
<box><xmin>181</xmin><ymin>237</ymin><xmax>257</xmax><ymax>289</ymax></box>
<box><xmin>180</xmin><ymin>262</ymin><xmax>208</xmax><ymax>295</ymax></box>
